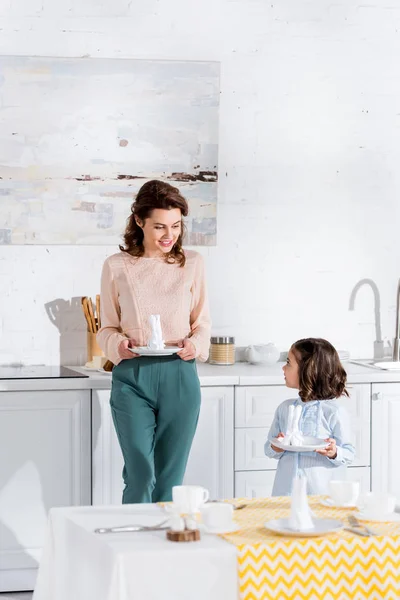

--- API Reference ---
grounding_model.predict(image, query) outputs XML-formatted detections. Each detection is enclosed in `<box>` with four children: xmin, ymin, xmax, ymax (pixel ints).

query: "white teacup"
<box><xmin>172</xmin><ymin>485</ymin><xmax>209</xmax><ymax>513</ymax></box>
<box><xmin>358</xmin><ymin>492</ymin><xmax>396</xmax><ymax>515</ymax></box>
<box><xmin>329</xmin><ymin>480</ymin><xmax>360</xmax><ymax>506</ymax></box>
<box><xmin>200</xmin><ymin>502</ymin><xmax>234</xmax><ymax>532</ymax></box>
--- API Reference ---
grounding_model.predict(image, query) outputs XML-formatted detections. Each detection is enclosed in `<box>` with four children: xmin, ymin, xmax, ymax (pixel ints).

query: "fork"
<box><xmin>95</xmin><ymin>519</ymin><xmax>169</xmax><ymax>534</ymax></box>
<box><xmin>206</xmin><ymin>500</ymin><xmax>248</xmax><ymax>510</ymax></box>
<box><xmin>348</xmin><ymin>514</ymin><xmax>376</xmax><ymax>536</ymax></box>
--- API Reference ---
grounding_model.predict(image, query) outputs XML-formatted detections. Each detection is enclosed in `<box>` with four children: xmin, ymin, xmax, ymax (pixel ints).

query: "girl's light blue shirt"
<box><xmin>264</xmin><ymin>396</ymin><xmax>355</xmax><ymax>496</ymax></box>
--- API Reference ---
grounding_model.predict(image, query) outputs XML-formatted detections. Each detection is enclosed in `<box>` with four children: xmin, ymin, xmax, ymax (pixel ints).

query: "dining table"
<box><xmin>32</xmin><ymin>496</ymin><xmax>400</xmax><ymax>600</ymax></box>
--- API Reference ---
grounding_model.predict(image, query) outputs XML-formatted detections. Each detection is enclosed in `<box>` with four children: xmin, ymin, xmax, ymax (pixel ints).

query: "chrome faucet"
<box><xmin>393</xmin><ymin>279</ymin><xmax>400</xmax><ymax>362</ymax></box>
<box><xmin>349</xmin><ymin>278</ymin><xmax>383</xmax><ymax>359</ymax></box>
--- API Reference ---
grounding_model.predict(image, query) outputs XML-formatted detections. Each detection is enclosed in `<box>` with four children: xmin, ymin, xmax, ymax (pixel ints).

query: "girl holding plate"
<box><xmin>97</xmin><ymin>180</ymin><xmax>211</xmax><ymax>504</ymax></box>
<box><xmin>265</xmin><ymin>338</ymin><xmax>355</xmax><ymax>496</ymax></box>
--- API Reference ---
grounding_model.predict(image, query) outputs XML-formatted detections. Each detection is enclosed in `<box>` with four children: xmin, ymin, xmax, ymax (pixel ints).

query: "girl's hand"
<box><xmin>177</xmin><ymin>338</ymin><xmax>196</xmax><ymax>361</ymax></box>
<box><xmin>316</xmin><ymin>438</ymin><xmax>337</xmax><ymax>459</ymax></box>
<box><xmin>118</xmin><ymin>338</ymin><xmax>139</xmax><ymax>360</ymax></box>
<box><xmin>271</xmin><ymin>432</ymin><xmax>285</xmax><ymax>453</ymax></box>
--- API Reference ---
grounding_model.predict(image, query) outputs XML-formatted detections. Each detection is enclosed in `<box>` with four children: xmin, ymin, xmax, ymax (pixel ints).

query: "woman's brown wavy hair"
<box><xmin>119</xmin><ymin>180</ymin><xmax>189</xmax><ymax>267</ymax></box>
<box><xmin>291</xmin><ymin>338</ymin><xmax>349</xmax><ymax>402</ymax></box>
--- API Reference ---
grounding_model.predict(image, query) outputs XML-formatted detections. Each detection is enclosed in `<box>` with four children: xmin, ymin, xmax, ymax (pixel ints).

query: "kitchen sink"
<box><xmin>349</xmin><ymin>359</ymin><xmax>400</xmax><ymax>371</ymax></box>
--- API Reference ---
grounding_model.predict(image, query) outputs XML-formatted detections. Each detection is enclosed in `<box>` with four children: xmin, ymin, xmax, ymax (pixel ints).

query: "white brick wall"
<box><xmin>1</xmin><ymin>0</ymin><xmax>400</xmax><ymax>365</ymax></box>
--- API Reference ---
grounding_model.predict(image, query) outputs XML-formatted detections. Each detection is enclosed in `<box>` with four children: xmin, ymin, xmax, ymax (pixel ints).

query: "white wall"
<box><xmin>1</xmin><ymin>0</ymin><xmax>400</xmax><ymax>365</ymax></box>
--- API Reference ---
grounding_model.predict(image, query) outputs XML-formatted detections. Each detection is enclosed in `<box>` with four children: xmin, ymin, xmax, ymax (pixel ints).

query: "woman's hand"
<box><xmin>271</xmin><ymin>432</ymin><xmax>285</xmax><ymax>453</ymax></box>
<box><xmin>177</xmin><ymin>338</ymin><xmax>196</xmax><ymax>361</ymax></box>
<box><xmin>316</xmin><ymin>437</ymin><xmax>337</xmax><ymax>459</ymax></box>
<box><xmin>118</xmin><ymin>338</ymin><xmax>139</xmax><ymax>360</ymax></box>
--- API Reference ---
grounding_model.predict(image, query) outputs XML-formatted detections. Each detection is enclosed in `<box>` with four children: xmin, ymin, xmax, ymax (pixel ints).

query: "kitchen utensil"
<box><xmin>95</xmin><ymin>519</ymin><xmax>169</xmax><ymax>534</ymax></box>
<box><xmin>348</xmin><ymin>514</ymin><xmax>376</xmax><ymax>536</ymax></box>
<box><xmin>344</xmin><ymin>527</ymin><xmax>370</xmax><ymax>537</ymax></box>
<box><xmin>96</xmin><ymin>294</ymin><xmax>101</xmax><ymax>329</ymax></box>
<box><xmin>81</xmin><ymin>297</ymin><xmax>94</xmax><ymax>333</ymax></box>
<box><xmin>87</xmin><ymin>298</ymin><xmax>97</xmax><ymax>333</ymax></box>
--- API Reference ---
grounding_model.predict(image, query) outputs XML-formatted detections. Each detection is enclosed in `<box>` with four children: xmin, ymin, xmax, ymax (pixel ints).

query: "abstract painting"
<box><xmin>0</xmin><ymin>56</ymin><xmax>219</xmax><ymax>245</ymax></box>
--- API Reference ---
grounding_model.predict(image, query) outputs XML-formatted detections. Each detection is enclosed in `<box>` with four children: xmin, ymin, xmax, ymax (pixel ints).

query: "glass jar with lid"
<box><xmin>209</xmin><ymin>337</ymin><xmax>235</xmax><ymax>365</ymax></box>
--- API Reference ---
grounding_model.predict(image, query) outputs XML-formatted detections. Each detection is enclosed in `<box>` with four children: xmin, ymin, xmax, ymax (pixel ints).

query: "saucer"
<box><xmin>200</xmin><ymin>523</ymin><xmax>240</xmax><ymax>534</ymax></box>
<box><xmin>320</xmin><ymin>497</ymin><xmax>357</xmax><ymax>509</ymax></box>
<box><xmin>355</xmin><ymin>511</ymin><xmax>400</xmax><ymax>523</ymax></box>
<box><xmin>271</xmin><ymin>436</ymin><xmax>327</xmax><ymax>453</ymax></box>
<box><xmin>264</xmin><ymin>517</ymin><xmax>343</xmax><ymax>537</ymax></box>
<box><xmin>129</xmin><ymin>347</ymin><xmax>180</xmax><ymax>357</ymax></box>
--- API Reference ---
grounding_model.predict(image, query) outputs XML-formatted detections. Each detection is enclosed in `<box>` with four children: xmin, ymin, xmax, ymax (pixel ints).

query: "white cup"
<box><xmin>358</xmin><ymin>492</ymin><xmax>396</xmax><ymax>515</ymax></box>
<box><xmin>172</xmin><ymin>485</ymin><xmax>209</xmax><ymax>513</ymax></box>
<box><xmin>200</xmin><ymin>502</ymin><xmax>234</xmax><ymax>531</ymax></box>
<box><xmin>329</xmin><ymin>480</ymin><xmax>360</xmax><ymax>506</ymax></box>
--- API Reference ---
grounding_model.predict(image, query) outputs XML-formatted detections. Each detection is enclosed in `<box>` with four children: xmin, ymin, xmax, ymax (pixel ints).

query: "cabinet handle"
<box><xmin>372</xmin><ymin>392</ymin><xmax>382</xmax><ymax>401</ymax></box>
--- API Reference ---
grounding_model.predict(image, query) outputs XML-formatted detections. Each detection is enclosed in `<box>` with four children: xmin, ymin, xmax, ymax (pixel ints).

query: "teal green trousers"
<box><xmin>110</xmin><ymin>355</ymin><xmax>201</xmax><ymax>504</ymax></box>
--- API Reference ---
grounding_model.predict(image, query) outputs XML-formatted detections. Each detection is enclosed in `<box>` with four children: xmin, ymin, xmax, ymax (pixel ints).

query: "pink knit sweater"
<box><xmin>97</xmin><ymin>250</ymin><xmax>211</xmax><ymax>365</ymax></box>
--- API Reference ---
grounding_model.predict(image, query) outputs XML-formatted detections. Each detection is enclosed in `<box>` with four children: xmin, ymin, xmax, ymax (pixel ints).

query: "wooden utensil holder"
<box><xmin>87</xmin><ymin>331</ymin><xmax>104</xmax><ymax>363</ymax></box>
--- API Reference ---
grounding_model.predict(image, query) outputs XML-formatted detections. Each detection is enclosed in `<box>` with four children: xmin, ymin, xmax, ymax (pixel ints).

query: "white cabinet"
<box><xmin>92</xmin><ymin>386</ymin><xmax>234</xmax><ymax>505</ymax></box>
<box><xmin>337</xmin><ymin>383</ymin><xmax>371</xmax><ymax>467</ymax></box>
<box><xmin>184</xmin><ymin>387</ymin><xmax>234</xmax><ymax>499</ymax></box>
<box><xmin>235</xmin><ymin>471</ymin><xmax>276</xmax><ymax>499</ymax></box>
<box><xmin>0</xmin><ymin>390</ymin><xmax>91</xmax><ymax>592</ymax></box>
<box><xmin>346</xmin><ymin>466</ymin><xmax>371</xmax><ymax>493</ymax></box>
<box><xmin>371</xmin><ymin>383</ymin><xmax>400</xmax><ymax>499</ymax></box>
<box><xmin>235</xmin><ymin>467</ymin><xmax>370</xmax><ymax>500</ymax></box>
<box><xmin>234</xmin><ymin>384</ymin><xmax>371</xmax><ymax>498</ymax></box>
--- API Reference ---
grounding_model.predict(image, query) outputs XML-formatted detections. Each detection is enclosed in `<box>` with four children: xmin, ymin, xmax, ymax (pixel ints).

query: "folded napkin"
<box><xmin>281</xmin><ymin>404</ymin><xmax>304</xmax><ymax>446</ymax></box>
<box><xmin>148</xmin><ymin>314</ymin><xmax>165</xmax><ymax>350</ymax></box>
<box><xmin>288</xmin><ymin>475</ymin><xmax>314</xmax><ymax>531</ymax></box>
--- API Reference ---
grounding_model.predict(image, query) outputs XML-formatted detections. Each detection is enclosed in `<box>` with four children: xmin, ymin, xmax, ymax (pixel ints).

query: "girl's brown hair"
<box><xmin>292</xmin><ymin>338</ymin><xmax>349</xmax><ymax>402</ymax></box>
<box><xmin>119</xmin><ymin>180</ymin><xmax>189</xmax><ymax>267</ymax></box>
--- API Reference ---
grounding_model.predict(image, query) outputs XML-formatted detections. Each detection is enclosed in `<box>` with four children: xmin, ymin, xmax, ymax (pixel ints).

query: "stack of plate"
<box><xmin>338</xmin><ymin>350</ymin><xmax>350</xmax><ymax>362</ymax></box>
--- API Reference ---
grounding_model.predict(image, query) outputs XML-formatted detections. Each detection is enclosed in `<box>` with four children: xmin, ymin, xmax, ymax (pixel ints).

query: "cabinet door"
<box><xmin>371</xmin><ymin>383</ymin><xmax>400</xmax><ymax>498</ymax></box>
<box><xmin>235</xmin><ymin>427</ymin><xmax>276</xmax><ymax>471</ymax></box>
<box><xmin>92</xmin><ymin>386</ymin><xmax>234</xmax><ymax>505</ymax></box>
<box><xmin>235</xmin><ymin>386</ymin><xmax>289</xmax><ymax>428</ymax></box>
<box><xmin>336</xmin><ymin>383</ymin><xmax>370</xmax><ymax>467</ymax></box>
<box><xmin>0</xmin><ymin>390</ymin><xmax>90</xmax><ymax>592</ymax></box>
<box><xmin>236</xmin><ymin>384</ymin><xmax>370</xmax><ymax>467</ymax></box>
<box><xmin>184</xmin><ymin>387</ymin><xmax>234</xmax><ymax>499</ymax></box>
<box><xmin>235</xmin><ymin>471</ymin><xmax>276</xmax><ymax>498</ymax></box>
<box><xmin>235</xmin><ymin>468</ymin><xmax>370</xmax><ymax>500</ymax></box>
<box><xmin>346</xmin><ymin>467</ymin><xmax>371</xmax><ymax>493</ymax></box>
<box><xmin>92</xmin><ymin>389</ymin><xmax>124</xmax><ymax>505</ymax></box>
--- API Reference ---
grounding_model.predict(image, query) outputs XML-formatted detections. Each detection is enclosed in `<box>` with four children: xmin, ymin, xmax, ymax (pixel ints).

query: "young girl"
<box><xmin>265</xmin><ymin>338</ymin><xmax>355</xmax><ymax>496</ymax></box>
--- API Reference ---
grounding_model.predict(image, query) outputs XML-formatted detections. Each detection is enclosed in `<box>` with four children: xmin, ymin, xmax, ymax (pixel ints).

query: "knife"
<box><xmin>344</xmin><ymin>527</ymin><xmax>370</xmax><ymax>537</ymax></box>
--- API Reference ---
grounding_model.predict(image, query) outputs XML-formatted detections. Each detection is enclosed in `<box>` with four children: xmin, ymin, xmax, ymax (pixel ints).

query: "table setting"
<box><xmin>33</xmin><ymin>479</ymin><xmax>400</xmax><ymax>600</ymax></box>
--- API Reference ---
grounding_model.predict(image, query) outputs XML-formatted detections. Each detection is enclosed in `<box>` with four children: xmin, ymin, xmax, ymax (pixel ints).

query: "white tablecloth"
<box><xmin>33</xmin><ymin>504</ymin><xmax>238</xmax><ymax>600</ymax></box>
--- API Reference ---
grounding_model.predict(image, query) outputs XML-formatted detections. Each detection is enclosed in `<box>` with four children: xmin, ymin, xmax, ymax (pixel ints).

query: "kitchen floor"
<box><xmin>0</xmin><ymin>594</ymin><xmax>32</xmax><ymax>599</ymax></box>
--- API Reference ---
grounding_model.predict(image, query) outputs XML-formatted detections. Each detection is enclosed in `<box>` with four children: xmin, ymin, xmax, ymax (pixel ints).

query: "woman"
<box><xmin>97</xmin><ymin>180</ymin><xmax>211</xmax><ymax>503</ymax></box>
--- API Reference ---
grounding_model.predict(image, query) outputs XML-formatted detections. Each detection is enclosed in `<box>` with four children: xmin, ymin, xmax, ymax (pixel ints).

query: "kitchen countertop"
<box><xmin>1</xmin><ymin>360</ymin><xmax>400</xmax><ymax>391</ymax></box>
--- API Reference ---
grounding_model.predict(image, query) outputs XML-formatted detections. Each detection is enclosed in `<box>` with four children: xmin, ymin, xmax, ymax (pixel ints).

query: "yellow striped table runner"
<box><xmin>221</xmin><ymin>496</ymin><xmax>400</xmax><ymax>600</ymax></box>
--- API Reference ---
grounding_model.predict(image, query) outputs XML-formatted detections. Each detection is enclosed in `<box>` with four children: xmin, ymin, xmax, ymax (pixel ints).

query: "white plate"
<box><xmin>320</xmin><ymin>497</ymin><xmax>357</xmax><ymax>509</ymax></box>
<box><xmin>200</xmin><ymin>523</ymin><xmax>240</xmax><ymax>534</ymax></box>
<box><xmin>97</xmin><ymin>368</ymin><xmax>111</xmax><ymax>374</ymax></box>
<box><xmin>271</xmin><ymin>436</ymin><xmax>327</xmax><ymax>452</ymax></box>
<box><xmin>129</xmin><ymin>347</ymin><xmax>180</xmax><ymax>357</ymax></box>
<box><xmin>373</xmin><ymin>361</ymin><xmax>400</xmax><ymax>370</ymax></box>
<box><xmin>264</xmin><ymin>517</ymin><xmax>343</xmax><ymax>537</ymax></box>
<box><xmin>354</xmin><ymin>511</ymin><xmax>400</xmax><ymax>523</ymax></box>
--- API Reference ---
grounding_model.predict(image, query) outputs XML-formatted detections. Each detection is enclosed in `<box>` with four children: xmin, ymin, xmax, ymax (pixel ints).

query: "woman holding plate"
<box><xmin>97</xmin><ymin>180</ymin><xmax>211</xmax><ymax>504</ymax></box>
